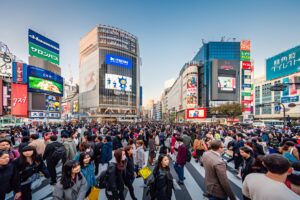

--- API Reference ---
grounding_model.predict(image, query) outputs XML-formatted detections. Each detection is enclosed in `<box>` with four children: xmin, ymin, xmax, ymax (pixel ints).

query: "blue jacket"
<box><xmin>81</xmin><ymin>163</ymin><xmax>96</xmax><ymax>191</ymax></box>
<box><xmin>101</xmin><ymin>142</ymin><xmax>112</xmax><ymax>164</ymax></box>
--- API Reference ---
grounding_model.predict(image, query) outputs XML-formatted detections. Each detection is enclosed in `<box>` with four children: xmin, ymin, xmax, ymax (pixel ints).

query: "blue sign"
<box><xmin>242</xmin><ymin>84</ymin><xmax>251</xmax><ymax>89</ymax></box>
<box><xmin>27</xmin><ymin>65</ymin><xmax>63</xmax><ymax>84</ymax></box>
<box><xmin>12</xmin><ymin>62</ymin><xmax>27</xmax><ymax>84</ymax></box>
<box><xmin>266</xmin><ymin>45</ymin><xmax>300</xmax><ymax>80</ymax></box>
<box><xmin>275</xmin><ymin>105</ymin><xmax>281</xmax><ymax>112</ymax></box>
<box><xmin>28</xmin><ymin>29</ymin><xmax>59</xmax><ymax>55</ymax></box>
<box><xmin>140</xmin><ymin>86</ymin><xmax>143</xmax><ymax>106</ymax></box>
<box><xmin>105</xmin><ymin>54</ymin><xmax>132</xmax><ymax>69</ymax></box>
<box><xmin>281</xmin><ymin>96</ymin><xmax>299</xmax><ymax>103</ymax></box>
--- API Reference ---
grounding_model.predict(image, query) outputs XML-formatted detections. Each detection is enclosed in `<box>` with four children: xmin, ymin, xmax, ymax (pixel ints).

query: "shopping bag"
<box><xmin>138</xmin><ymin>166</ymin><xmax>152</xmax><ymax>180</ymax></box>
<box><xmin>88</xmin><ymin>186</ymin><xmax>100</xmax><ymax>200</ymax></box>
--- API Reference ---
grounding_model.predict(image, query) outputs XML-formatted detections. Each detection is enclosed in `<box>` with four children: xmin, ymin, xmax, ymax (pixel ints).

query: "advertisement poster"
<box><xmin>11</xmin><ymin>84</ymin><xmax>28</xmax><ymax>117</ymax></box>
<box><xmin>12</xmin><ymin>62</ymin><xmax>27</xmax><ymax>84</ymax></box>
<box><xmin>186</xmin><ymin>92</ymin><xmax>197</xmax><ymax>105</ymax></box>
<box><xmin>282</xmin><ymin>77</ymin><xmax>290</xmax><ymax>96</ymax></box>
<box><xmin>186</xmin><ymin>76</ymin><xmax>197</xmax><ymax>106</ymax></box>
<box><xmin>186</xmin><ymin>108</ymin><xmax>206</xmax><ymax>119</ymax></box>
<box><xmin>240</xmin><ymin>40</ymin><xmax>251</xmax><ymax>51</ymax></box>
<box><xmin>45</xmin><ymin>95</ymin><xmax>60</xmax><ymax>111</ymax></box>
<box><xmin>29</xmin><ymin>76</ymin><xmax>63</xmax><ymax>96</ymax></box>
<box><xmin>218</xmin><ymin>77</ymin><xmax>236</xmax><ymax>92</ymax></box>
<box><xmin>105</xmin><ymin>54</ymin><xmax>132</xmax><ymax>69</ymax></box>
<box><xmin>105</xmin><ymin>74</ymin><xmax>132</xmax><ymax>92</ymax></box>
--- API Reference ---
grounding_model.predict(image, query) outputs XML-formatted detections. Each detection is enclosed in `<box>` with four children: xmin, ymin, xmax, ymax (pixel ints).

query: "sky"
<box><xmin>1</xmin><ymin>0</ymin><xmax>300</xmax><ymax>103</ymax></box>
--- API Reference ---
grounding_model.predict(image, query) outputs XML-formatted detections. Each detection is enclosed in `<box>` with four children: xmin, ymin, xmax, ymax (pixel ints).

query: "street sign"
<box><xmin>288</xmin><ymin>103</ymin><xmax>296</xmax><ymax>108</ymax></box>
<box><xmin>275</xmin><ymin>105</ymin><xmax>281</xmax><ymax>111</ymax></box>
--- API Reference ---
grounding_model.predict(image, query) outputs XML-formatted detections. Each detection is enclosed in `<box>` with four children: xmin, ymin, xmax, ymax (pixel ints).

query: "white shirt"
<box><xmin>243</xmin><ymin>173</ymin><xmax>299</xmax><ymax>200</ymax></box>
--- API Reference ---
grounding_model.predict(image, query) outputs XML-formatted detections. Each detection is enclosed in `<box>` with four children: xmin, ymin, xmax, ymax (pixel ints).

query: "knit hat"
<box><xmin>0</xmin><ymin>137</ymin><xmax>11</xmax><ymax>145</ymax></box>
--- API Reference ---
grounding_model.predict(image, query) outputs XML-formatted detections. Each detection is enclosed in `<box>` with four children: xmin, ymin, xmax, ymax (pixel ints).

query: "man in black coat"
<box><xmin>112</xmin><ymin>132</ymin><xmax>123</xmax><ymax>150</ymax></box>
<box><xmin>43</xmin><ymin>135</ymin><xmax>66</xmax><ymax>185</ymax></box>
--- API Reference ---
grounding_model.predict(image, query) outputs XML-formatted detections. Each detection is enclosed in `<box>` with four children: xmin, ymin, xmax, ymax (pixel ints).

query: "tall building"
<box><xmin>79</xmin><ymin>25</ymin><xmax>141</xmax><ymax>122</ymax></box>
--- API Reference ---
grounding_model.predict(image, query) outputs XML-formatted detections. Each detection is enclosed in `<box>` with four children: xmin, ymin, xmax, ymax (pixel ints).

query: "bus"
<box><xmin>253</xmin><ymin>120</ymin><xmax>284</xmax><ymax>128</ymax></box>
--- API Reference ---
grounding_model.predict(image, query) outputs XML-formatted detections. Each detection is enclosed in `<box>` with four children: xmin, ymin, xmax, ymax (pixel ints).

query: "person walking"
<box><xmin>193</xmin><ymin>135</ymin><xmax>207</xmax><ymax>163</ymax></box>
<box><xmin>148</xmin><ymin>134</ymin><xmax>156</xmax><ymax>166</ymax></box>
<box><xmin>94</xmin><ymin>136</ymin><xmax>103</xmax><ymax>176</ymax></box>
<box><xmin>79</xmin><ymin>152</ymin><xmax>97</xmax><ymax>197</ymax></box>
<box><xmin>0</xmin><ymin>150</ymin><xmax>21</xmax><ymax>200</ymax></box>
<box><xmin>124</xmin><ymin>146</ymin><xmax>138</xmax><ymax>200</ymax></box>
<box><xmin>14</xmin><ymin>146</ymin><xmax>50</xmax><ymax>200</ymax></box>
<box><xmin>0</xmin><ymin>138</ymin><xmax>19</xmax><ymax>161</ymax></box>
<box><xmin>62</xmin><ymin>134</ymin><xmax>77</xmax><ymax>164</ymax></box>
<box><xmin>53</xmin><ymin>160</ymin><xmax>87</xmax><ymax>200</ymax></box>
<box><xmin>100</xmin><ymin>136</ymin><xmax>113</xmax><ymax>172</ymax></box>
<box><xmin>28</xmin><ymin>133</ymin><xmax>46</xmax><ymax>156</ymax></box>
<box><xmin>202</xmin><ymin>140</ymin><xmax>236</xmax><ymax>200</ymax></box>
<box><xmin>43</xmin><ymin>135</ymin><xmax>66</xmax><ymax>185</ymax></box>
<box><xmin>242</xmin><ymin>154</ymin><xmax>299</xmax><ymax>200</ymax></box>
<box><xmin>174</xmin><ymin>137</ymin><xmax>187</xmax><ymax>185</ymax></box>
<box><xmin>135</xmin><ymin>140</ymin><xmax>145</xmax><ymax>173</ymax></box>
<box><xmin>240</xmin><ymin>146</ymin><xmax>255</xmax><ymax>182</ymax></box>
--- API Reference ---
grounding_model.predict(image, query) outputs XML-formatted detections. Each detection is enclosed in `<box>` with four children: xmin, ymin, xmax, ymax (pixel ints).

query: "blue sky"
<box><xmin>1</xmin><ymin>0</ymin><xmax>300</xmax><ymax>102</ymax></box>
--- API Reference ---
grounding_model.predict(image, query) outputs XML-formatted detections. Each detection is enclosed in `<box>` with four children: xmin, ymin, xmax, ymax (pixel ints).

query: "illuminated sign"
<box><xmin>241</xmin><ymin>51</ymin><xmax>251</xmax><ymax>61</ymax></box>
<box><xmin>105</xmin><ymin>74</ymin><xmax>132</xmax><ymax>92</ymax></box>
<box><xmin>186</xmin><ymin>108</ymin><xmax>207</xmax><ymax>119</ymax></box>
<box><xmin>12</xmin><ymin>62</ymin><xmax>27</xmax><ymax>84</ymax></box>
<box><xmin>105</xmin><ymin>54</ymin><xmax>132</xmax><ymax>69</ymax></box>
<box><xmin>240</xmin><ymin>40</ymin><xmax>251</xmax><ymax>51</ymax></box>
<box><xmin>218</xmin><ymin>77</ymin><xmax>236</xmax><ymax>92</ymax></box>
<box><xmin>242</xmin><ymin>61</ymin><xmax>251</xmax><ymax>69</ymax></box>
<box><xmin>266</xmin><ymin>45</ymin><xmax>300</xmax><ymax>80</ymax></box>
<box><xmin>11</xmin><ymin>84</ymin><xmax>28</xmax><ymax>117</ymax></box>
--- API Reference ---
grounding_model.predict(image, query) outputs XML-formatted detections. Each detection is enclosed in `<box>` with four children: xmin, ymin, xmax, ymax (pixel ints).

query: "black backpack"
<box><xmin>146</xmin><ymin>166</ymin><xmax>159</xmax><ymax>198</ymax></box>
<box><xmin>97</xmin><ymin>163</ymin><xmax>115</xmax><ymax>189</ymax></box>
<box><xmin>186</xmin><ymin>149</ymin><xmax>192</xmax><ymax>162</ymax></box>
<box><xmin>52</xmin><ymin>145</ymin><xmax>66</xmax><ymax>161</ymax></box>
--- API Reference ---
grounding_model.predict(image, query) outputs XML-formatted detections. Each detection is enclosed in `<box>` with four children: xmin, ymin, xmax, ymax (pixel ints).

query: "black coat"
<box><xmin>125</xmin><ymin>156</ymin><xmax>135</xmax><ymax>181</ymax></box>
<box><xmin>106</xmin><ymin>163</ymin><xmax>125</xmax><ymax>198</ymax></box>
<box><xmin>94</xmin><ymin>142</ymin><xmax>103</xmax><ymax>163</ymax></box>
<box><xmin>241</xmin><ymin>156</ymin><xmax>254</xmax><ymax>181</ymax></box>
<box><xmin>0</xmin><ymin>163</ymin><xmax>20</xmax><ymax>195</ymax></box>
<box><xmin>112</xmin><ymin>137</ymin><xmax>123</xmax><ymax>150</ymax></box>
<box><xmin>43</xmin><ymin>141</ymin><xmax>66</xmax><ymax>162</ymax></box>
<box><xmin>155</xmin><ymin>168</ymin><xmax>173</xmax><ymax>200</ymax></box>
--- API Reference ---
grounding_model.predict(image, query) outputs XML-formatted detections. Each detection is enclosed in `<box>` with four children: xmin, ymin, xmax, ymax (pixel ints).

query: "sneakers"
<box><xmin>177</xmin><ymin>180</ymin><xmax>184</xmax><ymax>185</ymax></box>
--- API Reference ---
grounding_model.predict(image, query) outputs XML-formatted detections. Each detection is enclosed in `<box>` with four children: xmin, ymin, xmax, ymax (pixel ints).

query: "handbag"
<box><xmin>88</xmin><ymin>186</ymin><xmax>100</xmax><ymax>200</ymax></box>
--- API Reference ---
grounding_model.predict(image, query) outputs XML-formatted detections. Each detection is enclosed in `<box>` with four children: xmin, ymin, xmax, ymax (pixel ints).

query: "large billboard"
<box><xmin>27</xmin><ymin>65</ymin><xmax>63</xmax><ymax>96</ymax></box>
<box><xmin>186</xmin><ymin>75</ymin><xmax>198</xmax><ymax>107</ymax></box>
<box><xmin>11</xmin><ymin>84</ymin><xmax>28</xmax><ymax>117</ymax></box>
<box><xmin>266</xmin><ymin>45</ymin><xmax>300</xmax><ymax>80</ymax></box>
<box><xmin>105</xmin><ymin>54</ymin><xmax>132</xmax><ymax>69</ymax></box>
<box><xmin>105</xmin><ymin>74</ymin><xmax>132</xmax><ymax>92</ymax></box>
<box><xmin>186</xmin><ymin>108</ymin><xmax>206</xmax><ymax>119</ymax></box>
<box><xmin>28</xmin><ymin>29</ymin><xmax>60</xmax><ymax>65</ymax></box>
<box><xmin>12</xmin><ymin>62</ymin><xmax>27</xmax><ymax>84</ymax></box>
<box><xmin>211</xmin><ymin>60</ymin><xmax>240</xmax><ymax>101</ymax></box>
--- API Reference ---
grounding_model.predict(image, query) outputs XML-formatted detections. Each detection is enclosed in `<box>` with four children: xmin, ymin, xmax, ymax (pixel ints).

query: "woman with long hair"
<box><xmin>13</xmin><ymin>146</ymin><xmax>49</xmax><ymax>200</ymax></box>
<box><xmin>105</xmin><ymin>148</ymin><xmax>126</xmax><ymax>200</ymax></box>
<box><xmin>124</xmin><ymin>146</ymin><xmax>137</xmax><ymax>200</ymax></box>
<box><xmin>53</xmin><ymin>160</ymin><xmax>87</xmax><ymax>200</ymax></box>
<box><xmin>79</xmin><ymin>152</ymin><xmax>96</xmax><ymax>197</ymax></box>
<box><xmin>151</xmin><ymin>154</ymin><xmax>174</xmax><ymax>200</ymax></box>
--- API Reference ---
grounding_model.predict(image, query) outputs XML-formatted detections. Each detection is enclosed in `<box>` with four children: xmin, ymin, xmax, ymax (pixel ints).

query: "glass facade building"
<box><xmin>193</xmin><ymin>42</ymin><xmax>241</xmax><ymax>107</ymax></box>
<box><xmin>79</xmin><ymin>25</ymin><xmax>140</xmax><ymax>121</ymax></box>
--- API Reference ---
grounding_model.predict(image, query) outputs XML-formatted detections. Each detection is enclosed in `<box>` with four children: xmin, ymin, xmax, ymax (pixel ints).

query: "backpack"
<box><xmin>186</xmin><ymin>149</ymin><xmax>192</xmax><ymax>162</ymax></box>
<box><xmin>97</xmin><ymin>163</ymin><xmax>115</xmax><ymax>189</ymax></box>
<box><xmin>146</xmin><ymin>167</ymin><xmax>159</xmax><ymax>198</ymax></box>
<box><xmin>52</xmin><ymin>145</ymin><xmax>66</xmax><ymax>161</ymax></box>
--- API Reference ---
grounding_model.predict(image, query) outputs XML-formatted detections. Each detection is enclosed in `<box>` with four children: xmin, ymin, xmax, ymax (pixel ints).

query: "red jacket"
<box><xmin>176</xmin><ymin>143</ymin><xmax>187</xmax><ymax>165</ymax></box>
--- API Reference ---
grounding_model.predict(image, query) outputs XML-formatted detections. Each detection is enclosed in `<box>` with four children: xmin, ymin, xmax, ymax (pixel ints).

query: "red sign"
<box><xmin>186</xmin><ymin>108</ymin><xmax>206</xmax><ymax>119</ymax></box>
<box><xmin>241</xmin><ymin>100</ymin><xmax>253</xmax><ymax>104</ymax></box>
<box><xmin>242</xmin><ymin>107</ymin><xmax>251</xmax><ymax>112</ymax></box>
<box><xmin>11</xmin><ymin>84</ymin><xmax>28</xmax><ymax>117</ymax></box>
<box><xmin>240</xmin><ymin>40</ymin><xmax>251</xmax><ymax>51</ymax></box>
<box><xmin>242</xmin><ymin>61</ymin><xmax>251</xmax><ymax>69</ymax></box>
<box><xmin>0</xmin><ymin>79</ymin><xmax>2</xmax><ymax>116</ymax></box>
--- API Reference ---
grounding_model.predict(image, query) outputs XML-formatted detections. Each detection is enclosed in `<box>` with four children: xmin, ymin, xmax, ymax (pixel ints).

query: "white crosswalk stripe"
<box><xmin>6</xmin><ymin>151</ymin><xmax>243</xmax><ymax>200</ymax></box>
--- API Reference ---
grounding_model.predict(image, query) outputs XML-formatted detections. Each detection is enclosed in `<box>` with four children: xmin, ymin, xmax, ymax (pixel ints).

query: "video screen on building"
<box><xmin>218</xmin><ymin>76</ymin><xmax>236</xmax><ymax>92</ymax></box>
<box><xmin>29</xmin><ymin>76</ymin><xmax>63</xmax><ymax>96</ymax></box>
<box><xmin>105</xmin><ymin>74</ymin><xmax>132</xmax><ymax>92</ymax></box>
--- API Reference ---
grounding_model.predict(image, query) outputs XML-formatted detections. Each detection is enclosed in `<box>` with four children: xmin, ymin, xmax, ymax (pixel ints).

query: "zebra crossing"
<box><xmin>6</xmin><ymin>151</ymin><xmax>243</xmax><ymax>200</ymax></box>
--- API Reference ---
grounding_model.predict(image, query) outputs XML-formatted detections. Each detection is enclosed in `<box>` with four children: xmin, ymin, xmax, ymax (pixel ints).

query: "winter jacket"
<box><xmin>53</xmin><ymin>173</ymin><xmax>87</xmax><ymax>200</ymax></box>
<box><xmin>112</xmin><ymin>136</ymin><xmax>123</xmax><ymax>150</ymax></box>
<box><xmin>241</xmin><ymin>156</ymin><xmax>255</xmax><ymax>181</ymax></box>
<box><xmin>81</xmin><ymin>163</ymin><xmax>96</xmax><ymax>191</ymax></box>
<box><xmin>106</xmin><ymin>162</ymin><xmax>125</xmax><ymax>198</ymax></box>
<box><xmin>125</xmin><ymin>156</ymin><xmax>135</xmax><ymax>182</ymax></box>
<box><xmin>155</xmin><ymin>168</ymin><xmax>174</xmax><ymax>200</ymax></box>
<box><xmin>29</xmin><ymin>139</ymin><xmax>46</xmax><ymax>156</ymax></box>
<box><xmin>176</xmin><ymin>143</ymin><xmax>187</xmax><ymax>165</ymax></box>
<box><xmin>101</xmin><ymin>142</ymin><xmax>113</xmax><ymax>164</ymax></box>
<box><xmin>63</xmin><ymin>138</ymin><xmax>77</xmax><ymax>162</ymax></box>
<box><xmin>43</xmin><ymin>141</ymin><xmax>66</xmax><ymax>162</ymax></box>
<box><xmin>94</xmin><ymin>142</ymin><xmax>103</xmax><ymax>163</ymax></box>
<box><xmin>135</xmin><ymin>146</ymin><xmax>145</xmax><ymax>168</ymax></box>
<box><xmin>13</xmin><ymin>155</ymin><xmax>50</xmax><ymax>184</ymax></box>
<box><xmin>0</xmin><ymin>163</ymin><xmax>20</xmax><ymax>196</ymax></box>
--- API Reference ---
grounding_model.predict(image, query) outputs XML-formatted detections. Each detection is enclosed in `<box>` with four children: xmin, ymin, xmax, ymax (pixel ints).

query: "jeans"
<box><xmin>125</xmin><ymin>178</ymin><xmax>137</xmax><ymax>200</ymax></box>
<box><xmin>174</xmin><ymin>163</ymin><xmax>184</xmax><ymax>182</ymax></box>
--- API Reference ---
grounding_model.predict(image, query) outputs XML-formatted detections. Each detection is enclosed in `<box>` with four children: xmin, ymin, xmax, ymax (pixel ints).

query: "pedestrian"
<box><xmin>112</xmin><ymin>132</ymin><xmax>123</xmax><ymax>150</ymax></box>
<box><xmin>62</xmin><ymin>133</ymin><xmax>77</xmax><ymax>163</ymax></box>
<box><xmin>148</xmin><ymin>134</ymin><xmax>156</xmax><ymax>166</ymax></box>
<box><xmin>14</xmin><ymin>146</ymin><xmax>49</xmax><ymax>200</ymax></box>
<box><xmin>18</xmin><ymin>136</ymin><xmax>30</xmax><ymax>153</ymax></box>
<box><xmin>202</xmin><ymin>140</ymin><xmax>236</xmax><ymax>200</ymax></box>
<box><xmin>28</xmin><ymin>133</ymin><xmax>46</xmax><ymax>156</ymax></box>
<box><xmin>240</xmin><ymin>146</ymin><xmax>255</xmax><ymax>182</ymax></box>
<box><xmin>280</xmin><ymin>141</ymin><xmax>299</xmax><ymax>163</ymax></box>
<box><xmin>193</xmin><ymin>135</ymin><xmax>207</xmax><ymax>163</ymax></box>
<box><xmin>233</xmin><ymin>134</ymin><xmax>244</xmax><ymax>171</ymax></box>
<box><xmin>74</xmin><ymin>142</ymin><xmax>93</xmax><ymax>161</ymax></box>
<box><xmin>105</xmin><ymin>148</ymin><xmax>126</xmax><ymax>200</ymax></box>
<box><xmin>79</xmin><ymin>152</ymin><xmax>96</xmax><ymax>197</ymax></box>
<box><xmin>135</xmin><ymin>140</ymin><xmax>145</xmax><ymax>174</ymax></box>
<box><xmin>100</xmin><ymin>136</ymin><xmax>113</xmax><ymax>172</ymax></box>
<box><xmin>43</xmin><ymin>135</ymin><xmax>66</xmax><ymax>185</ymax></box>
<box><xmin>242</xmin><ymin>154</ymin><xmax>299</xmax><ymax>200</ymax></box>
<box><xmin>53</xmin><ymin>160</ymin><xmax>87</xmax><ymax>200</ymax></box>
<box><xmin>285</xmin><ymin>161</ymin><xmax>300</xmax><ymax>196</ymax></box>
<box><xmin>150</xmin><ymin>154</ymin><xmax>174</xmax><ymax>200</ymax></box>
<box><xmin>94</xmin><ymin>136</ymin><xmax>103</xmax><ymax>175</ymax></box>
<box><xmin>174</xmin><ymin>137</ymin><xmax>187</xmax><ymax>185</ymax></box>
<box><xmin>0</xmin><ymin>138</ymin><xmax>19</xmax><ymax>161</ymax></box>
<box><xmin>0</xmin><ymin>150</ymin><xmax>21</xmax><ymax>200</ymax></box>
<box><xmin>124</xmin><ymin>146</ymin><xmax>138</xmax><ymax>200</ymax></box>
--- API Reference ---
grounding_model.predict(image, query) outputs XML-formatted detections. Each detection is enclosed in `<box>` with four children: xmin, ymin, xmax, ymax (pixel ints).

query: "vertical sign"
<box><xmin>11</xmin><ymin>84</ymin><xmax>28</xmax><ymax>117</ymax></box>
<box><xmin>0</xmin><ymin>79</ymin><xmax>2</xmax><ymax>116</ymax></box>
<box><xmin>12</xmin><ymin>62</ymin><xmax>27</xmax><ymax>84</ymax></box>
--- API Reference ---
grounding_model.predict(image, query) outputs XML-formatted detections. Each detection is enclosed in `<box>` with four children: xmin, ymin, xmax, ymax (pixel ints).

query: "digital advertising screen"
<box><xmin>29</xmin><ymin>76</ymin><xmax>63</xmax><ymax>96</ymax></box>
<box><xmin>218</xmin><ymin>76</ymin><xmax>236</xmax><ymax>92</ymax></box>
<box><xmin>186</xmin><ymin>108</ymin><xmax>207</xmax><ymax>119</ymax></box>
<box><xmin>105</xmin><ymin>74</ymin><xmax>132</xmax><ymax>92</ymax></box>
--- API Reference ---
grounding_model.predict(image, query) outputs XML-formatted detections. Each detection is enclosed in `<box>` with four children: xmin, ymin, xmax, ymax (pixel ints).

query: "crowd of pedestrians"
<box><xmin>0</xmin><ymin>121</ymin><xmax>299</xmax><ymax>200</ymax></box>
